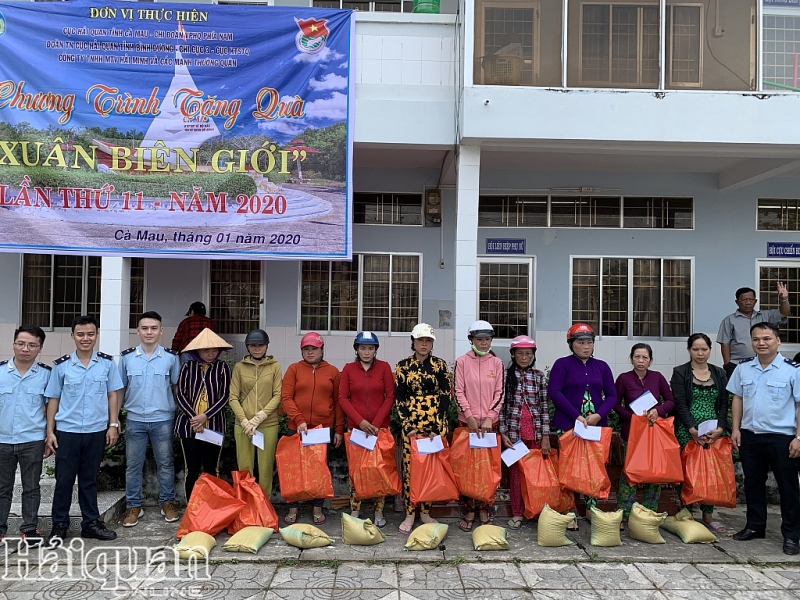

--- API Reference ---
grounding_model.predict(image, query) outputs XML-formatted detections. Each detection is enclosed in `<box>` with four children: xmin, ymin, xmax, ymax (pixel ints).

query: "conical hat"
<box><xmin>182</xmin><ymin>328</ymin><xmax>233</xmax><ymax>352</ymax></box>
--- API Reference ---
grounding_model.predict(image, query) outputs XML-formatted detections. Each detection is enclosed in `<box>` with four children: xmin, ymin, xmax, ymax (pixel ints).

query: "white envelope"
<box><xmin>628</xmin><ymin>391</ymin><xmax>658</xmax><ymax>416</ymax></box>
<box><xmin>574</xmin><ymin>420</ymin><xmax>602</xmax><ymax>442</ymax></box>
<box><xmin>195</xmin><ymin>428</ymin><xmax>223</xmax><ymax>446</ymax></box>
<box><xmin>469</xmin><ymin>433</ymin><xmax>498</xmax><ymax>449</ymax></box>
<box><xmin>252</xmin><ymin>430</ymin><xmax>264</xmax><ymax>450</ymax></box>
<box><xmin>501</xmin><ymin>440</ymin><xmax>530</xmax><ymax>467</ymax></box>
<box><xmin>415</xmin><ymin>436</ymin><xmax>444</xmax><ymax>455</ymax></box>
<box><xmin>697</xmin><ymin>419</ymin><xmax>718</xmax><ymax>438</ymax></box>
<box><xmin>301</xmin><ymin>427</ymin><xmax>331</xmax><ymax>446</ymax></box>
<box><xmin>349</xmin><ymin>428</ymin><xmax>377</xmax><ymax>451</ymax></box>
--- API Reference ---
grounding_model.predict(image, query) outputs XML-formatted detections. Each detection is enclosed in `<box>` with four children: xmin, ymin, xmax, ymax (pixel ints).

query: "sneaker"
<box><xmin>160</xmin><ymin>502</ymin><xmax>179</xmax><ymax>523</ymax></box>
<box><xmin>21</xmin><ymin>529</ymin><xmax>43</xmax><ymax>548</ymax></box>
<box><xmin>48</xmin><ymin>524</ymin><xmax>68</xmax><ymax>548</ymax></box>
<box><xmin>122</xmin><ymin>507</ymin><xmax>144</xmax><ymax>527</ymax></box>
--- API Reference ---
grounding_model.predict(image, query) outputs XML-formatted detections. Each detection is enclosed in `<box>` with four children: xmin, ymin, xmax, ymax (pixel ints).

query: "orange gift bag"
<box><xmin>345</xmin><ymin>429</ymin><xmax>402</xmax><ymax>500</ymax></box>
<box><xmin>518</xmin><ymin>450</ymin><xmax>561</xmax><ymax>519</ymax></box>
<box><xmin>409</xmin><ymin>436</ymin><xmax>459</xmax><ymax>507</ymax></box>
<box><xmin>227</xmin><ymin>470</ymin><xmax>279</xmax><ymax>534</ymax></box>
<box><xmin>623</xmin><ymin>416</ymin><xmax>684</xmax><ymax>485</ymax></box>
<box><xmin>557</xmin><ymin>428</ymin><xmax>613</xmax><ymax>500</ymax></box>
<box><xmin>448</xmin><ymin>428</ymin><xmax>502</xmax><ymax>505</ymax></box>
<box><xmin>275</xmin><ymin>433</ymin><xmax>334</xmax><ymax>503</ymax></box>
<box><xmin>681</xmin><ymin>437</ymin><xmax>737</xmax><ymax>508</ymax></box>
<box><xmin>176</xmin><ymin>474</ymin><xmax>246</xmax><ymax>540</ymax></box>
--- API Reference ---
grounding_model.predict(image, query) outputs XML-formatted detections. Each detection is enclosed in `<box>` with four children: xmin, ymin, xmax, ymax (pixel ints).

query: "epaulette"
<box><xmin>0</xmin><ymin>360</ymin><xmax>7</xmax><ymax>367</ymax></box>
<box><xmin>740</xmin><ymin>357</ymin><xmax>756</xmax><ymax>363</ymax></box>
<box><xmin>121</xmin><ymin>347</ymin><xmax>136</xmax><ymax>356</ymax></box>
<box><xmin>97</xmin><ymin>352</ymin><xmax>113</xmax><ymax>360</ymax></box>
<box><xmin>165</xmin><ymin>348</ymin><xmax>178</xmax><ymax>355</ymax></box>
<box><xmin>37</xmin><ymin>362</ymin><xmax>51</xmax><ymax>370</ymax></box>
<box><xmin>54</xmin><ymin>354</ymin><xmax>71</xmax><ymax>365</ymax></box>
<box><xmin>784</xmin><ymin>358</ymin><xmax>800</xmax><ymax>368</ymax></box>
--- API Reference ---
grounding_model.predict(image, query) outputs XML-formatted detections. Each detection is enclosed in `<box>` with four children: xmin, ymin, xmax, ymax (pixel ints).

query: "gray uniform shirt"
<box><xmin>717</xmin><ymin>309</ymin><xmax>784</xmax><ymax>362</ymax></box>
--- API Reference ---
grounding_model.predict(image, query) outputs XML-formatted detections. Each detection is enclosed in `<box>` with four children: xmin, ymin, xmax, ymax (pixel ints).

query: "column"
<box><xmin>453</xmin><ymin>144</ymin><xmax>481</xmax><ymax>359</ymax></box>
<box><xmin>99</xmin><ymin>256</ymin><xmax>131</xmax><ymax>357</ymax></box>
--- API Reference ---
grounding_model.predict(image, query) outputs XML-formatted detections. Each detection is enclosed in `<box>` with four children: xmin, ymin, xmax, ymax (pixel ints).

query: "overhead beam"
<box><xmin>718</xmin><ymin>158</ymin><xmax>800</xmax><ymax>190</ymax></box>
<box><xmin>438</xmin><ymin>149</ymin><xmax>457</xmax><ymax>187</ymax></box>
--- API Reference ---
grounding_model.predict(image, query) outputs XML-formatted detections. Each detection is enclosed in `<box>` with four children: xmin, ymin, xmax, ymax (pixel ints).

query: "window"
<box><xmin>210</xmin><ymin>260</ymin><xmax>261</xmax><ymax>335</ymax></box>
<box><xmin>129</xmin><ymin>258</ymin><xmax>145</xmax><ymax>329</ymax></box>
<box><xmin>758</xmin><ymin>198</ymin><xmax>800</xmax><ymax>231</ymax></box>
<box><xmin>479</xmin><ymin>260</ymin><xmax>533</xmax><ymax>339</ymax></box>
<box><xmin>478</xmin><ymin>196</ymin><xmax>547</xmax><ymax>227</ymax></box>
<box><xmin>580</xmin><ymin>3</ymin><xmax>660</xmax><ymax>87</ymax></box>
<box><xmin>623</xmin><ymin>197</ymin><xmax>693</xmax><ymax>228</ymax></box>
<box><xmin>478</xmin><ymin>195</ymin><xmax>693</xmax><ymax>228</ymax></box>
<box><xmin>21</xmin><ymin>255</ymin><xmax>101</xmax><ymax>328</ymax></box>
<box><xmin>300</xmin><ymin>254</ymin><xmax>420</xmax><ymax>333</ymax></box>
<box><xmin>666</xmin><ymin>4</ymin><xmax>702</xmax><ymax>87</ymax></box>
<box><xmin>354</xmin><ymin>193</ymin><xmax>423</xmax><ymax>225</ymax></box>
<box><xmin>763</xmin><ymin>13</ymin><xmax>800</xmax><ymax>91</ymax></box>
<box><xmin>482</xmin><ymin>3</ymin><xmax>537</xmax><ymax>85</ymax></box>
<box><xmin>571</xmin><ymin>256</ymin><xmax>691</xmax><ymax>337</ymax></box>
<box><xmin>312</xmin><ymin>0</ymin><xmax>413</xmax><ymax>11</ymax></box>
<box><xmin>759</xmin><ymin>263</ymin><xmax>800</xmax><ymax>343</ymax></box>
<box><xmin>551</xmin><ymin>196</ymin><xmax>621</xmax><ymax>227</ymax></box>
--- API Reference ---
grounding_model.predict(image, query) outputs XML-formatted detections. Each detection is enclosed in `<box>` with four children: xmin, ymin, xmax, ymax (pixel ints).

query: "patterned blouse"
<box><xmin>174</xmin><ymin>358</ymin><xmax>231</xmax><ymax>439</ymax></box>
<box><xmin>394</xmin><ymin>354</ymin><xmax>453</xmax><ymax>437</ymax></box>
<box><xmin>499</xmin><ymin>366</ymin><xmax>550</xmax><ymax>444</ymax></box>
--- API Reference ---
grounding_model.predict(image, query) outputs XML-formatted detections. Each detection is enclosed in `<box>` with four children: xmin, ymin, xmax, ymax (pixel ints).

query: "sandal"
<box><xmin>375</xmin><ymin>516</ymin><xmax>387</xmax><ymax>529</ymax></box>
<box><xmin>459</xmin><ymin>518</ymin><xmax>475</xmax><ymax>533</ymax></box>
<box><xmin>313</xmin><ymin>512</ymin><xmax>326</xmax><ymax>525</ymax></box>
<box><xmin>703</xmin><ymin>520</ymin><xmax>726</xmax><ymax>534</ymax></box>
<box><xmin>399</xmin><ymin>520</ymin><xmax>414</xmax><ymax>535</ymax></box>
<box><xmin>284</xmin><ymin>511</ymin><xmax>298</xmax><ymax>525</ymax></box>
<box><xmin>619</xmin><ymin>521</ymin><xmax>626</xmax><ymax>531</ymax></box>
<box><xmin>566</xmin><ymin>518</ymin><xmax>579</xmax><ymax>532</ymax></box>
<box><xmin>507</xmin><ymin>517</ymin><xmax>523</xmax><ymax>531</ymax></box>
<box><xmin>479</xmin><ymin>510</ymin><xmax>490</xmax><ymax>526</ymax></box>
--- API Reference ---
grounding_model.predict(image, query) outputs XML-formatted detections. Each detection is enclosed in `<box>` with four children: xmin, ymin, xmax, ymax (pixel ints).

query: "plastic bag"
<box><xmin>518</xmin><ymin>449</ymin><xmax>562</xmax><ymax>519</ymax></box>
<box><xmin>557</xmin><ymin>428</ymin><xmax>613</xmax><ymax>500</ymax></box>
<box><xmin>345</xmin><ymin>429</ymin><xmax>402</xmax><ymax>500</ymax></box>
<box><xmin>409</xmin><ymin>436</ymin><xmax>459</xmax><ymax>506</ymax></box>
<box><xmin>228</xmin><ymin>470</ymin><xmax>279</xmax><ymax>534</ymax></box>
<box><xmin>176</xmin><ymin>474</ymin><xmax>246</xmax><ymax>540</ymax></box>
<box><xmin>448</xmin><ymin>428</ymin><xmax>502</xmax><ymax>505</ymax></box>
<box><xmin>275</xmin><ymin>433</ymin><xmax>334</xmax><ymax>503</ymax></box>
<box><xmin>681</xmin><ymin>437</ymin><xmax>736</xmax><ymax>508</ymax></box>
<box><xmin>624</xmin><ymin>416</ymin><xmax>684</xmax><ymax>485</ymax></box>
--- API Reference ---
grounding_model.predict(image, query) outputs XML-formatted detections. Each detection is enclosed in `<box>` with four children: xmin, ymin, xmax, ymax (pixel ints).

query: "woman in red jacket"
<box><xmin>338</xmin><ymin>332</ymin><xmax>395</xmax><ymax>529</ymax></box>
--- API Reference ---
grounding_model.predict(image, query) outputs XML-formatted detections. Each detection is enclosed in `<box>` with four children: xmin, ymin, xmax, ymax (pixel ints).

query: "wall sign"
<box><xmin>767</xmin><ymin>242</ymin><xmax>800</xmax><ymax>257</ymax></box>
<box><xmin>486</xmin><ymin>239</ymin><xmax>526</xmax><ymax>254</ymax></box>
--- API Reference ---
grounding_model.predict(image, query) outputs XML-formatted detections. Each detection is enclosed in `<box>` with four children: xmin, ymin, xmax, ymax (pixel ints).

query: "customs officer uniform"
<box><xmin>45</xmin><ymin>351</ymin><xmax>123</xmax><ymax>531</ymax></box>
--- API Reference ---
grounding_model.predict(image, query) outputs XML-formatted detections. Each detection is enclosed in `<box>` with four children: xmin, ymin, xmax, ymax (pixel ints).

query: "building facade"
<box><xmin>3</xmin><ymin>0</ymin><xmax>800</xmax><ymax>380</ymax></box>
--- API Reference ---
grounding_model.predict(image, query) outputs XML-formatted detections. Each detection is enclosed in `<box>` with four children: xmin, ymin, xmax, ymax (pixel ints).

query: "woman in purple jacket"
<box><xmin>613</xmin><ymin>343</ymin><xmax>675</xmax><ymax>528</ymax></box>
<box><xmin>547</xmin><ymin>323</ymin><xmax>617</xmax><ymax>527</ymax></box>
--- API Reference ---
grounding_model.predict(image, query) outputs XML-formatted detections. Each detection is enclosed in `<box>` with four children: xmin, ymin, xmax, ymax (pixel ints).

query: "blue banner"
<box><xmin>486</xmin><ymin>238</ymin><xmax>526</xmax><ymax>254</ymax></box>
<box><xmin>0</xmin><ymin>1</ymin><xmax>353</xmax><ymax>259</ymax></box>
<box><xmin>767</xmin><ymin>242</ymin><xmax>800</xmax><ymax>257</ymax></box>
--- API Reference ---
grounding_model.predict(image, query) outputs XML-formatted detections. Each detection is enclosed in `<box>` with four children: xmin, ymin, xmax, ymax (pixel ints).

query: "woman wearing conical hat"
<box><xmin>174</xmin><ymin>328</ymin><xmax>232</xmax><ymax>501</ymax></box>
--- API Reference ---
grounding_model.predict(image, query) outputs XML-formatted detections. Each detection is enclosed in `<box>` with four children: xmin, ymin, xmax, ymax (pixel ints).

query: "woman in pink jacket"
<box><xmin>454</xmin><ymin>320</ymin><xmax>504</xmax><ymax>532</ymax></box>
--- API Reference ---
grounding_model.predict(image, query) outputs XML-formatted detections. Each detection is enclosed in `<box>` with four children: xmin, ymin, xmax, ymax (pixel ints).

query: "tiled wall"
<box><xmin>355</xmin><ymin>32</ymin><xmax>456</xmax><ymax>86</ymax></box>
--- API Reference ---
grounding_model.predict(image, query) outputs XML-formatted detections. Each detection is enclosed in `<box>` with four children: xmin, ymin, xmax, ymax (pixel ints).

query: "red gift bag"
<box><xmin>518</xmin><ymin>449</ymin><xmax>561</xmax><ymax>519</ymax></box>
<box><xmin>409</xmin><ymin>436</ymin><xmax>459</xmax><ymax>507</ymax></box>
<box><xmin>227</xmin><ymin>470</ymin><xmax>279</xmax><ymax>534</ymax></box>
<box><xmin>275</xmin><ymin>433</ymin><xmax>334</xmax><ymax>503</ymax></box>
<box><xmin>345</xmin><ymin>429</ymin><xmax>402</xmax><ymax>500</ymax></box>
<box><xmin>557</xmin><ymin>428</ymin><xmax>613</xmax><ymax>500</ymax></box>
<box><xmin>176</xmin><ymin>474</ymin><xmax>246</xmax><ymax>540</ymax></box>
<box><xmin>448</xmin><ymin>428</ymin><xmax>502</xmax><ymax>505</ymax></box>
<box><xmin>681</xmin><ymin>437</ymin><xmax>737</xmax><ymax>508</ymax></box>
<box><xmin>624</xmin><ymin>416</ymin><xmax>684</xmax><ymax>485</ymax></box>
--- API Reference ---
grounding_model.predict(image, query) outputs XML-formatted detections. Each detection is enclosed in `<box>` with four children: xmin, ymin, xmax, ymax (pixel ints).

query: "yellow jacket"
<box><xmin>229</xmin><ymin>355</ymin><xmax>283</xmax><ymax>427</ymax></box>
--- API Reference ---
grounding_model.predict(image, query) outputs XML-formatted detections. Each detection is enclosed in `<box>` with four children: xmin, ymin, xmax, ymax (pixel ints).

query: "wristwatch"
<box><xmin>108</xmin><ymin>422</ymin><xmax>120</xmax><ymax>429</ymax></box>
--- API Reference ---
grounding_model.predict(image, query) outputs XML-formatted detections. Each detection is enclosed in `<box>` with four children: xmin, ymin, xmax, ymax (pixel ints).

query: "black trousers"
<box><xmin>52</xmin><ymin>431</ymin><xmax>106</xmax><ymax>528</ymax></box>
<box><xmin>180</xmin><ymin>437</ymin><xmax>221</xmax><ymax>502</ymax></box>
<box><xmin>740</xmin><ymin>429</ymin><xmax>800</xmax><ymax>541</ymax></box>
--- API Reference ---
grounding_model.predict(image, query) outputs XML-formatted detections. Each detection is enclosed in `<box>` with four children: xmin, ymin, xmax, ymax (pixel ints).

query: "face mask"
<box><xmin>472</xmin><ymin>343</ymin><xmax>491</xmax><ymax>356</ymax></box>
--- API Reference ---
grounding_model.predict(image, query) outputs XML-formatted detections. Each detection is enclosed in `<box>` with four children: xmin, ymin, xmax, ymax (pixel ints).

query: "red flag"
<box><xmin>296</xmin><ymin>18</ymin><xmax>329</xmax><ymax>40</ymax></box>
